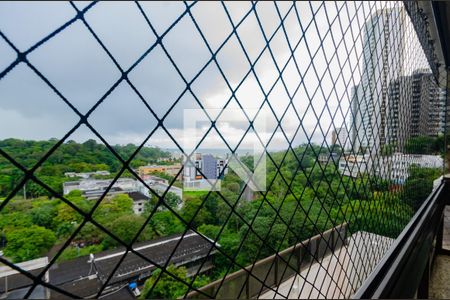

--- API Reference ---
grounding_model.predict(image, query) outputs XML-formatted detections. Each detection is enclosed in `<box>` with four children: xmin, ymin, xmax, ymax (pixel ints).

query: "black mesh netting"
<box><xmin>0</xmin><ymin>1</ymin><xmax>444</xmax><ymax>299</ymax></box>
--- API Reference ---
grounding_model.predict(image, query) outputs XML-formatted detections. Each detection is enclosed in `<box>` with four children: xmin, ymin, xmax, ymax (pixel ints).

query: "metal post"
<box><xmin>417</xmin><ymin>257</ymin><xmax>430</xmax><ymax>299</ymax></box>
<box><xmin>274</xmin><ymin>256</ymin><xmax>278</xmax><ymax>286</ymax></box>
<box><xmin>436</xmin><ymin>216</ymin><xmax>444</xmax><ymax>254</ymax></box>
<box><xmin>245</xmin><ymin>274</ymin><xmax>250</xmax><ymax>299</ymax></box>
<box><xmin>444</xmin><ymin>68</ymin><xmax>449</xmax><ymax>174</ymax></box>
<box><xmin>45</xmin><ymin>270</ymin><xmax>50</xmax><ymax>299</ymax></box>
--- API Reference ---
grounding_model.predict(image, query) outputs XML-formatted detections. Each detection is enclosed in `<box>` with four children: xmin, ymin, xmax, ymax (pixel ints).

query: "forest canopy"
<box><xmin>0</xmin><ymin>138</ymin><xmax>172</xmax><ymax>197</ymax></box>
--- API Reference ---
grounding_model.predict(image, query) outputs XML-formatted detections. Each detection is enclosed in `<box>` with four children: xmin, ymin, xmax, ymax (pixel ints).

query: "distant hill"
<box><xmin>0</xmin><ymin>139</ymin><xmax>171</xmax><ymax>197</ymax></box>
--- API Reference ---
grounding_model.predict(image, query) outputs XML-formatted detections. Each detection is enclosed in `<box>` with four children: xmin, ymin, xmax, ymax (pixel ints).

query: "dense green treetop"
<box><xmin>0</xmin><ymin>139</ymin><xmax>171</xmax><ymax>197</ymax></box>
<box><xmin>0</xmin><ymin>138</ymin><xmax>443</xmax><ymax>293</ymax></box>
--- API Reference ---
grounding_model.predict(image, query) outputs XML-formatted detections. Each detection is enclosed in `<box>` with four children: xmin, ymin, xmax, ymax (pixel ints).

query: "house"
<box><xmin>137</xmin><ymin>164</ymin><xmax>182</xmax><ymax>179</ymax></box>
<box><xmin>126</xmin><ymin>191</ymin><xmax>150</xmax><ymax>215</ymax></box>
<box><xmin>338</xmin><ymin>154</ymin><xmax>371</xmax><ymax>178</ymax></box>
<box><xmin>318</xmin><ymin>152</ymin><xmax>340</xmax><ymax>166</ymax></box>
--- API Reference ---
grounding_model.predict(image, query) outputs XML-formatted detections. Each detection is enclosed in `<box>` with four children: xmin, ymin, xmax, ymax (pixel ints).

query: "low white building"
<box><xmin>127</xmin><ymin>191</ymin><xmax>151</xmax><ymax>215</ymax></box>
<box><xmin>62</xmin><ymin>178</ymin><xmax>156</xmax><ymax>215</ymax></box>
<box><xmin>140</xmin><ymin>174</ymin><xmax>168</xmax><ymax>185</ymax></box>
<box><xmin>63</xmin><ymin>178</ymin><xmax>137</xmax><ymax>195</ymax></box>
<box><xmin>318</xmin><ymin>152</ymin><xmax>340</xmax><ymax>166</ymax></box>
<box><xmin>338</xmin><ymin>154</ymin><xmax>372</xmax><ymax>178</ymax></box>
<box><xmin>377</xmin><ymin>153</ymin><xmax>443</xmax><ymax>184</ymax></box>
<box><xmin>64</xmin><ymin>170</ymin><xmax>110</xmax><ymax>179</ymax></box>
<box><xmin>338</xmin><ymin>152</ymin><xmax>442</xmax><ymax>182</ymax></box>
<box><xmin>137</xmin><ymin>179</ymin><xmax>183</xmax><ymax>200</ymax></box>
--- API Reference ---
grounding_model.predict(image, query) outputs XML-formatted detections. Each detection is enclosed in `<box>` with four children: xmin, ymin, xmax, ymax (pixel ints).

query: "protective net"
<box><xmin>0</xmin><ymin>1</ymin><xmax>445</xmax><ymax>299</ymax></box>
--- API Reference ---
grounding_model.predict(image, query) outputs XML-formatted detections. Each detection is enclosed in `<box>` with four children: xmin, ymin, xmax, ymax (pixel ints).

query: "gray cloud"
<box><xmin>0</xmin><ymin>1</ymin><xmax>393</xmax><ymax>150</ymax></box>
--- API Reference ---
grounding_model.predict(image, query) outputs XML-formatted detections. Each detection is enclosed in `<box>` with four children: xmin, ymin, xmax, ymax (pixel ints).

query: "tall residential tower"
<box><xmin>351</xmin><ymin>8</ymin><xmax>406</xmax><ymax>154</ymax></box>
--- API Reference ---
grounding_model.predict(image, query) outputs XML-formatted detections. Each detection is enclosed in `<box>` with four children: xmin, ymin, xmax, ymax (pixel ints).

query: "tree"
<box><xmin>404</xmin><ymin>135</ymin><xmax>444</xmax><ymax>155</ymax></box>
<box><xmin>109</xmin><ymin>194</ymin><xmax>134</xmax><ymax>213</ymax></box>
<box><xmin>181</xmin><ymin>197</ymin><xmax>213</xmax><ymax>228</ymax></box>
<box><xmin>4</xmin><ymin>226</ymin><xmax>56</xmax><ymax>262</ymax></box>
<box><xmin>148</xmin><ymin>211</ymin><xmax>184</xmax><ymax>237</ymax></box>
<box><xmin>3</xmin><ymin>198</ymin><xmax>32</xmax><ymax>212</ymax></box>
<box><xmin>198</xmin><ymin>224</ymin><xmax>240</xmax><ymax>273</ymax></box>
<box><xmin>238</xmin><ymin>216</ymin><xmax>289</xmax><ymax>265</ymax></box>
<box><xmin>76</xmin><ymin>222</ymin><xmax>105</xmax><ymax>245</ymax></box>
<box><xmin>0</xmin><ymin>212</ymin><xmax>33</xmax><ymax>233</ymax></box>
<box><xmin>30</xmin><ymin>204</ymin><xmax>58</xmax><ymax>229</ymax></box>
<box><xmin>140</xmin><ymin>265</ymin><xmax>208</xmax><ymax>299</ymax></box>
<box><xmin>93</xmin><ymin>194</ymin><xmax>133</xmax><ymax>224</ymax></box>
<box><xmin>55</xmin><ymin>201</ymin><xmax>84</xmax><ymax>225</ymax></box>
<box><xmin>141</xmin><ymin>265</ymin><xmax>189</xmax><ymax>299</ymax></box>
<box><xmin>329</xmin><ymin>144</ymin><xmax>343</xmax><ymax>155</ymax></box>
<box><xmin>163</xmin><ymin>192</ymin><xmax>182</xmax><ymax>210</ymax></box>
<box><xmin>0</xmin><ymin>139</ymin><xmax>171</xmax><ymax>197</ymax></box>
<box><xmin>102</xmin><ymin>215</ymin><xmax>154</xmax><ymax>248</ymax></box>
<box><xmin>53</xmin><ymin>193</ymin><xmax>92</xmax><ymax>238</ymax></box>
<box><xmin>402</xmin><ymin>166</ymin><xmax>441</xmax><ymax>210</ymax></box>
<box><xmin>336</xmin><ymin>193</ymin><xmax>413</xmax><ymax>238</ymax></box>
<box><xmin>225</xmin><ymin>182</ymin><xmax>240</xmax><ymax>194</ymax></box>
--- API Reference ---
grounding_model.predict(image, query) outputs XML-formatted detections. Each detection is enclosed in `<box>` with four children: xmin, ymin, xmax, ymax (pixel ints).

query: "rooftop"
<box><xmin>1</xmin><ymin>231</ymin><xmax>217</xmax><ymax>298</ymax></box>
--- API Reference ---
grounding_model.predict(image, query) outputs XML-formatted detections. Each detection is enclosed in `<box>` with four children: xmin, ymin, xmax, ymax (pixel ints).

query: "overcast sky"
<box><xmin>0</xmin><ymin>1</ymin><xmax>429</xmax><ymax>152</ymax></box>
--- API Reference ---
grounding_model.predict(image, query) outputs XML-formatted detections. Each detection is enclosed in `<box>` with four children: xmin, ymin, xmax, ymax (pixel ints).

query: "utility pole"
<box><xmin>23</xmin><ymin>182</ymin><xmax>26</xmax><ymax>200</ymax></box>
